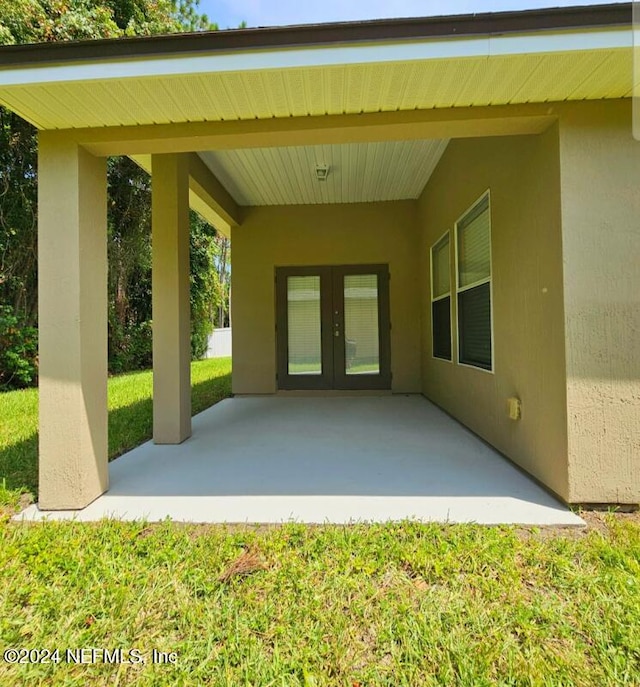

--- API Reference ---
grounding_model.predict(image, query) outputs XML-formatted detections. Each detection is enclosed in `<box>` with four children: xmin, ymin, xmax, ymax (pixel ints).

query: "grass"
<box><xmin>1</xmin><ymin>356</ymin><xmax>639</xmax><ymax>685</ymax></box>
<box><xmin>0</xmin><ymin>516</ymin><xmax>639</xmax><ymax>685</ymax></box>
<box><xmin>0</xmin><ymin>357</ymin><xmax>232</xmax><ymax>509</ymax></box>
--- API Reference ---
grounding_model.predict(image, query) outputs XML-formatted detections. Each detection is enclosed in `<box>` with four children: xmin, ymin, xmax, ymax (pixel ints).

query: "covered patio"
<box><xmin>1</xmin><ymin>3</ymin><xmax>636</xmax><ymax>516</ymax></box>
<box><xmin>19</xmin><ymin>397</ymin><xmax>583</xmax><ymax>525</ymax></box>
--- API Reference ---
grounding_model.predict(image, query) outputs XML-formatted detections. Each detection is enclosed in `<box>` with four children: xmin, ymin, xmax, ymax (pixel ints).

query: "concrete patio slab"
<box><xmin>18</xmin><ymin>396</ymin><xmax>584</xmax><ymax>526</ymax></box>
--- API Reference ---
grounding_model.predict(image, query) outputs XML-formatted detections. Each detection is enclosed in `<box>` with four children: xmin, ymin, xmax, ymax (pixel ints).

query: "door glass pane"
<box><xmin>287</xmin><ymin>276</ymin><xmax>322</xmax><ymax>375</ymax></box>
<box><xmin>344</xmin><ymin>274</ymin><xmax>379</xmax><ymax>375</ymax></box>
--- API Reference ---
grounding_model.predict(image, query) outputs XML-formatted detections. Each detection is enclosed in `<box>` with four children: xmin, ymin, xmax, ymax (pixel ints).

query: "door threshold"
<box><xmin>276</xmin><ymin>389</ymin><xmax>392</xmax><ymax>397</ymax></box>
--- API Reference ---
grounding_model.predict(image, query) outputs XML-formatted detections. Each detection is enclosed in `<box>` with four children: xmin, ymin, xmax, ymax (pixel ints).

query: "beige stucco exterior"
<box><xmin>151</xmin><ymin>154</ymin><xmax>192</xmax><ymax>445</ymax></box>
<box><xmin>557</xmin><ymin>100</ymin><xmax>640</xmax><ymax>503</ymax></box>
<box><xmin>12</xmin><ymin>9</ymin><xmax>633</xmax><ymax>512</ymax></box>
<box><xmin>37</xmin><ymin>134</ymin><xmax>109</xmax><ymax>509</ymax></box>
<box><xmin>32</xmin><ymin>95</ymin><xmax>638</xmax><ymax>508</ymax></box>
<box><xmin>418</xmin><ymin>126</ymin><xmax>569</xmax><ymax>500</ymax></box>
<box><xmin>231</xmin><ymin>202</ymin><xmax>421</xmax><ymax>394</ymax></box>
<box><xmin>416</xmin><ymin>99</ymin><xmax>639</xmax><ymax>504</ymax></box>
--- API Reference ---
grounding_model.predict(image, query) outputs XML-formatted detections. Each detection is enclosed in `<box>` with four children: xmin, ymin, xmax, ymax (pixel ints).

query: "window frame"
<box><xmin>429</xmin><ymin>229</ymin><xmax>453</xmax><ymax>363</ymax></box>
<box><xmin>453</xmin><ymin>190</ymin><xmax>494</xmax><ymax>373</ymax></box>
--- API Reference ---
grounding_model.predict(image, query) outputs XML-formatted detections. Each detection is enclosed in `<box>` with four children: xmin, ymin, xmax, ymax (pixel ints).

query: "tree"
<box><xmin>190</xmin><ymin>212</ymin><xmax>221</xmax><ymax>358</ymax></box>
<box><xmin>215</xmin><ymin>234</ymin><xmax>231</xmax><ymax>328</ymax></box>
<box><xmin>0</xmin><ymin>107</ymin><xmax>38</xmax><ymax>325</ymax></box>
<box><xmin>0</xmin><ymin>0</ymin><xmax>216</xmax><ymax>44</ymax></box>
<box><xmin>0</xmin><ymin>0</ymin><xmax>227</xmax><ymax>387</ymax></box>
<box><xmin>106</xmin><ymin>157</ymin><xmax>154</xmax><ymax>373</ymax></box>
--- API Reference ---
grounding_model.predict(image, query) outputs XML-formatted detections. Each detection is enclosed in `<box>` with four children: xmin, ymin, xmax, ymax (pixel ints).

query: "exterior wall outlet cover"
<box><xmin>508</xmin><ymin>397</ymin><xmax>522</xmax><ymax>421</ymax></box>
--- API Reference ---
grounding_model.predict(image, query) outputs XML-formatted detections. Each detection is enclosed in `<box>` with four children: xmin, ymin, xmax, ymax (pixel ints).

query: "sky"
<box><xmin>197</xmin><ymin>0</ymin><xmax>626</xmax><ymax>29</ymax></box>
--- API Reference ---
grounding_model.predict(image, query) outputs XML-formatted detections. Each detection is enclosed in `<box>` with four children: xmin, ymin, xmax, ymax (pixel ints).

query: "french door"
<box><xmin>276</xmin><ymin>265</ymin><xmax>391</xmax><ymax>390</ymax></box>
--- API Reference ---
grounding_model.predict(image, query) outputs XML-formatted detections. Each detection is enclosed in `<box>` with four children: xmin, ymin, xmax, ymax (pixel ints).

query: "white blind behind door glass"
<box><xmin>344</xmin><ymin>274</ymin><xmax>380</xmax><ymax>375</ymax></box>
<box><xmin>287</xmin><ymin>276</ymin><xmax>322</xmax><ymax>375</ymax></box>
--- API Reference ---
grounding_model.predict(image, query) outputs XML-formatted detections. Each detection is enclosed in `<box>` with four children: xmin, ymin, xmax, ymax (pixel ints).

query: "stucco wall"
<box><xmin>557</xmin><ymin>99</ymin><xmax>640</xmax><ymax>504</ymax></box>
<box><xmin>418</xmin><ymin>127</ymin><xmax>569</xmax><ymax>499</ymax></box>
<box><xmin>232</xmin><ymin>202</ymin><xmax>421</xmax><ymax>394</ymax></box>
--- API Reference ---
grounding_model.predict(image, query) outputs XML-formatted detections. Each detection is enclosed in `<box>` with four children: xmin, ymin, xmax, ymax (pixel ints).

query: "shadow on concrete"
<box><xmin>0</xmin><ymin>371</ymin><xmax>232</xmax><ymax>500</ymax></box>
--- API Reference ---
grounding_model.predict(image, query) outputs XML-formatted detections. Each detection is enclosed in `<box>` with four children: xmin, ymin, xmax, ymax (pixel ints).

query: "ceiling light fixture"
<box><xmin>315</xmin><ymin>164</ymin><xmax>329</xmax><ymax>181</ymax></box>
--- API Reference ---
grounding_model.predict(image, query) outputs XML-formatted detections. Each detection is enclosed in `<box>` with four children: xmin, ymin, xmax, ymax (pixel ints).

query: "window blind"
<box><xmin>432</xmin><ymin>234</ymin><xmax>450</xmax><ymax>299</ymax></box>
<box><xmin>287</xmin><ymin>276</ymin><xmax>322</xmax><ymax>375</ymax></box>
<box><xmin>458</xmin><ymin>282</ymin><xmax>492</xmax><ymax>369</ymax></box>
<box><xmin>432</xmin><ymin>297</ymin><xmax>452</xmax><ymax>360</ymax></box>
<box><xmin>457</xmin><ymin>195</ymin><xmax>491</xmax><ymax>288</ymax></box>
<box><xmin>344</xmin><ymin>274</ymin><xmax>380</xmax><ymax>374</ymax></box>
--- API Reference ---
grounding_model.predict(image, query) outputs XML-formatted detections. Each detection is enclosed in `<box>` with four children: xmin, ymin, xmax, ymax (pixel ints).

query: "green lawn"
<box><xmin>1</xmin><ymin>358</ymin><xmax>639</xmax><ymax>685</ymax></box>
<box><xmin>0</xmin><ymin>516</ymin><xmax>639</xmax><ymax>686</ymax></box>
<box><xmin>0</xmin><ymin>357</ymin><xmax>232</xmax><ymax>510</ymax></box>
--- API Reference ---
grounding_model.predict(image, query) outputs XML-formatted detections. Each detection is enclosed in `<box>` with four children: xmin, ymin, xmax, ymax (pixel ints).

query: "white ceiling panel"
<box><xmin>0</xmin><ymin>47</ymin><xmax>631</xmax><ymax>131</ymax></box>
<box><xmin>567</xmin><ymin>50</ymin><xmax>635</xmax><ymax>99</ymax></box>
<box><xmin>198</xmin><ymin>139</ymin><xmax>449</xmax><ymax>206</ymax></box>
<box><xmin>509</xmin><ymin>51</ymin><xmax>613</xmax><ymax>103</ymax></box>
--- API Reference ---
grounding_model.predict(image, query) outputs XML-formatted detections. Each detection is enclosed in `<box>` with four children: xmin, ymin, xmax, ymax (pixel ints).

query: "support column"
<box><xmin>38</xmin><ymin>133</ymin><xmax>108</xmax><ymax>510</ymax></box>
<box><xmin>152</xmin><ymin>154</ymin><xmax>191</xmax><ymax>444</ymax></box>
<box><xmin>559</xmin><ymin>101</ymin><xmax>640</xmax><ymax>504</ymax></box>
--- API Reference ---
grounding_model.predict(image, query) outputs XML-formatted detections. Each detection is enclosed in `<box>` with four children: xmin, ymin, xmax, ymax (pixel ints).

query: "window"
<box><xmin>455</xmin><ymin>193</ymin><xmax>492</xmax><ymax>371</ymax></box>
<box><xmin>430</xmin><ymin>232</ymin><xmax>452</xmax><ymax>360</ymax></box>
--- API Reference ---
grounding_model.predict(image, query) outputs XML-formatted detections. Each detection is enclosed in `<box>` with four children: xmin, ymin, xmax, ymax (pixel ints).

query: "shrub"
<box><xmin>108</xmin><ymin>316</ymin><xmax>153</xmax><ymax>374</ymax></box>
<box><xmin>0</xmin><ymin>305</ymin><xmax>38</xmax><ymax>390</ymax></box>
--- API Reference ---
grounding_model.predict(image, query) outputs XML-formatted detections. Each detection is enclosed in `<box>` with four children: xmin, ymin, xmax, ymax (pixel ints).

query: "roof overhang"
<box><xmin>0</xmin><ymin>2</ymin><xmax>632</xmax><ymax>67</ymax></box>
<box><xmin>0</xmin><ymin>3</ymin><xmax>635</xmax><ymax>225</ymax></box>
<box><xmin>0</xmin><ymin>3</ymin><xmax>633</xmax><ymax>131</ymax></box>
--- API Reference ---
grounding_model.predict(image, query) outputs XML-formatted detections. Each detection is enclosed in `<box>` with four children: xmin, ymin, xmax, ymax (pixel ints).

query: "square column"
<box><xmin>559</xmin><ymin>101</ymin><xmax>640</xmax><ymax>504</ymax></box>
<box><xmin>152</xmin><ymin>154</ymin><xmax>191</xmax><ymax>443</ymax></box>
<box><xmin>38</xmin><ymin>133</ymin><xmax>108</xmax><ymax>509</ymax></box>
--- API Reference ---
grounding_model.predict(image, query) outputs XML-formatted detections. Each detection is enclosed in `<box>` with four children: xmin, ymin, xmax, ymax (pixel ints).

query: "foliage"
<box><xmin>107</xmin><ymin>318</ymin><xmax>153</xmax><ymax>374</ymax></box>
<box><xmin>107</xmin><ymin>167</ymin><xmax>229</xmax><ymax>372</ymax></box>
<box><xmin>215</xmin><ymin>232</ymin><xmax>231</xmax><ymax>328</ymax></box>
<box><xmin>0</xmin><ymin>305</ymin><xmax>37</xmax><ymax>390</ymax></box>
<box><xmin>0</xmin><ymin>109</ymin><xmax>38</xmax><ymax>324</ymax></box>
<box><xmin>0</xmin><ymin>0</ymin><xmax>216</xmax><ymax>44</ymax></box>
<box><xmin>189</xmin><ymin>211</ymin><xmax>220</xmax><ymax>359</ymax></box>
<box><xmin>106</xmin><ymin>157</ymin><xmax>153</xmax><ymax>374</ymax></box>
<box><xmin>0</xmin><ymin>357</ymin><xmax>231</xmax><ymax>503</ymax></box>
<box><xmin>0</xmin><ymin>0</ymin><xmax>228</xmax><ymax>387</ymax></box>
